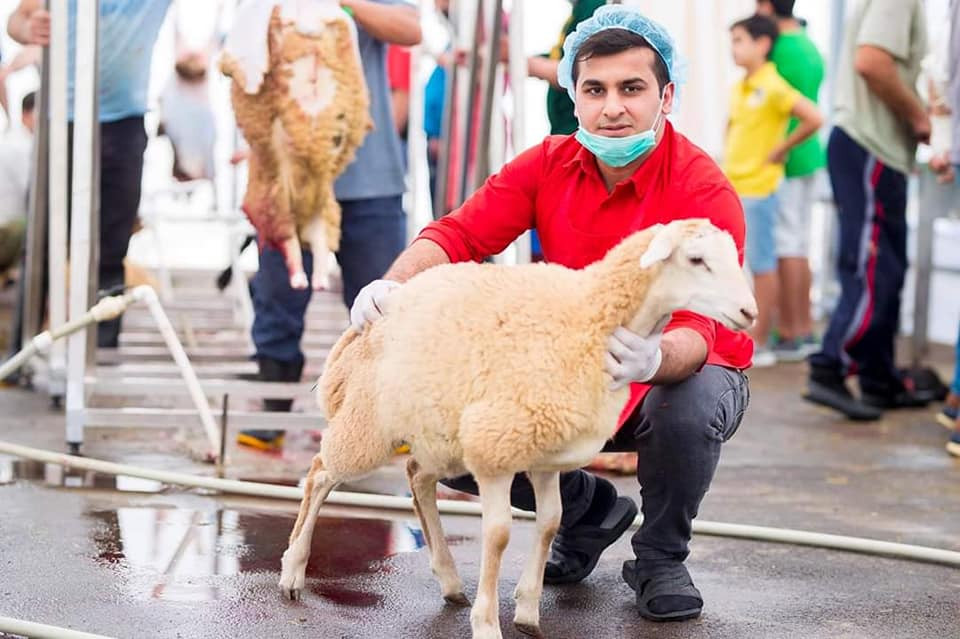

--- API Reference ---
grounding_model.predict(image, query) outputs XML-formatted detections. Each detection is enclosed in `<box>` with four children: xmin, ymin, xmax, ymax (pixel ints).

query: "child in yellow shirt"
<box><xmin>724</xmin><ymin>14</ymin><xmax>822</xmax><ymax>365</ymax></box>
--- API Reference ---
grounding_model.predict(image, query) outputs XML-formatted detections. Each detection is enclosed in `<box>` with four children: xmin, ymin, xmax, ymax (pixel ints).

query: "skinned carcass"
<box><xmin>221</xmin><ymin>0</ymin><xmax>372</xmax><ymax>290</ymax></box>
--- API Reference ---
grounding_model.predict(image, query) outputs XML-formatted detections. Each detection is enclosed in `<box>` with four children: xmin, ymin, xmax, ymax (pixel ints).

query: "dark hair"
<box><xmin>21</xmin><ymin>91</ymin><xmax>36</xmax><ymax>113</ymax></box>
<box><xmin>731</xmin><ymin>15</ymin><xmax>779</xmax><ymax>60</ymax></box>
<box><xmin>760</xmin><ymin>0</ymin><xmax>795</xmax><ymax>18</ymax></box>
<box><xmin>570</xmin><ymin>29</ymin><xmax>670</xmax><ymax>95</ymax></box>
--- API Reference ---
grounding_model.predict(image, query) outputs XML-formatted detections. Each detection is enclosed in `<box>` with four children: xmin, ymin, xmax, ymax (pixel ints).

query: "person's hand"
<box><xmin>26</xmin><ymin>8</ymin><xmax>50</xmax><ymax>46</ymax></box>
<box><xmin>229</xmin><ymin>149</ymin><xmax>249</xmax><ymax>165</ymax></box>
<box><xmin>349</xmin><ymin>279</ymin><xmax>401</xmax><ymax>332</ymax></box>
<box><xmin>930</xmin><ymin>152</ymin><xmax>956</xmax><ymax>184</ymax></box>
<box><xmin>604</xmin><ymin>326</ymin><xmax>663</xmax><ymax>390</ymax></box>
<box><xmin>910</xmin><ymin>110</ymin><xmax>932</xmax><ymax>144</ymax></box>
<box><xmin>767</xmin><ymin>145</ymin><xmax>788</xmax><ymax>165</ymax></box>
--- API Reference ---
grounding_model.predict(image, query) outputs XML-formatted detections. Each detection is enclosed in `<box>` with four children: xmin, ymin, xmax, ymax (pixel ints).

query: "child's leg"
<box><xmin>743</xmin><ymin>193</ymin><xmax>779</xmax><ymax>348</ymax></box>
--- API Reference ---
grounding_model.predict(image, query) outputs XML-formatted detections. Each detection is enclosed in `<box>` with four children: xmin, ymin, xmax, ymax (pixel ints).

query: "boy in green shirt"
<box><xmin>528</xmin><ymin>0</ymin><xmax>607</xmax><ymax>135</ymax></box>
<box><xmin>757</xmin><ymin>0</ymin><xmax>825</xmax><ymax>362</ymax></box>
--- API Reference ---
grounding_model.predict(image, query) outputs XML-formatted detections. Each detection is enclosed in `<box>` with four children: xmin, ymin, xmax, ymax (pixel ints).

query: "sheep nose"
<box><xmin>740</xmin><ymin>307</ymin><xmax>757</xmax><ymax>323</ymax></box>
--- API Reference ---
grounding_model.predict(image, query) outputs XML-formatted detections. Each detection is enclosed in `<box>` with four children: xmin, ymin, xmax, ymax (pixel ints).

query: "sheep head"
<box><xmin>640</xmin><ymin>219</ymin><xmax>757</xmax><ymax>331</ymax></box>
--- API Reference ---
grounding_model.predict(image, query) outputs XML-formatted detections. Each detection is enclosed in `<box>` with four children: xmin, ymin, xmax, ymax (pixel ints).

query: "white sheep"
<box><xmin>278</xmin><ymin>218</ymin><xmax>757</xmax><ymax>639</ymax></box>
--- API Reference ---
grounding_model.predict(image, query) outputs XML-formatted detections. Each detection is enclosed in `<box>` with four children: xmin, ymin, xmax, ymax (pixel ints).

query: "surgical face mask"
<box><xmin>575</xmin><ymin>89</ymin><xmax>668</xmax><ymax>168</ymax></box>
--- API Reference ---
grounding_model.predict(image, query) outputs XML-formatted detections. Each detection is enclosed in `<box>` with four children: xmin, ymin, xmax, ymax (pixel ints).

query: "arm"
<box><xmin>390</xmin><ymin>88</ymin><xmax>409</xmax><ymax>135</ymax></box>
<box><xmin>854</xmin><ymin>45</ymin><xmax>930</xmax><ymax>142</ymax></box>
<box><xmin>341</xmin><ymin>0</ymin><xmax>421</xmax><ymax>46</ymax></box>
<box><xmin>647</xmin><ymin>328</ymin><xmax>708</xmax><ymax>385</ymax></box>
<box><xmin>383</xmin><ymin>237</ymin><xmax>451</xmax><ymax>282</ymax></box>
<box><xmin>527</xmin><ymin>56</ymin><xmax>560</xmax><ymax>88</ymax></box>
<box><xmin>7</xmin><ymin>0</ymin><xmax>48</xmax><ymax>46</ymax></box>
<box><xmin>769</xmin><ymin>96</ymin><xmax>823</xmax><ymax>164</ymax></box>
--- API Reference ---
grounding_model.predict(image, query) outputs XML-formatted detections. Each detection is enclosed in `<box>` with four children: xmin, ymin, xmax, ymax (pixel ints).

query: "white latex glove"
<box><xmin>605</xmin><ymin>326</ymin><xmax>663</xmax><ymax>390</ymax></box>
<box><xmin>349</xmin><ymin>279</ymin><xmax>401</xmax><ymax>332</ymax></box>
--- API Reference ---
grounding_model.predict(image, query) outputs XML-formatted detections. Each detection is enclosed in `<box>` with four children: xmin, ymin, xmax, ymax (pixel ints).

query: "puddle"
<box><xmin>0</xmin><ymin>457</ymin><xmax>164</xmax><ymax>492</ymax></box>
<box><xmin>87</xmin><ymin>506</ymin><xmax>430</xmax><ymax>605</ymax></box>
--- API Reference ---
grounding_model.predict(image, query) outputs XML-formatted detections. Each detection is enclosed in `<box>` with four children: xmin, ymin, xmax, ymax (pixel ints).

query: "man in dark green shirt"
<box><xmin>528</xmin><ymin>0</ymin><xmax>607</xmax><ymax>134</ymax></box>
<box><xmin>757</xmin><ymin>0</ymin><xmax>825</xmax><ymax>360</ymax></box>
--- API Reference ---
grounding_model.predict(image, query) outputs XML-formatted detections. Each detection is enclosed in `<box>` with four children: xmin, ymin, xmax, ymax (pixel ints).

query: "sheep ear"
<box><xmin>639</xmin><ymin>225</ymin><xmax>676</xmax><ymax>269</ymax></box>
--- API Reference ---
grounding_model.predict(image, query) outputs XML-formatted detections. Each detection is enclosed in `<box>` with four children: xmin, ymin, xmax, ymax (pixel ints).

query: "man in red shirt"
<box><xmin>351</xmin><ymin>7</ymin><xmax>752</xmax><ymax>622</ymax></box>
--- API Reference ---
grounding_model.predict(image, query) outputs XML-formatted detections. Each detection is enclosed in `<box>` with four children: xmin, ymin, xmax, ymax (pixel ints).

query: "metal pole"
<box><xmin>507</xmin><ymin>0</ymin><xmax>531</xmax><ymax>264</ymax></box>
<box><xmin>18</xmin><ymin>33</ymin><xmax>51</xmax><ymax>368</ymax></box>
<box><xmin>66</xmin><ymin>0</ymin><xmax>100</xmax><ymax>452</ymax></box>
<box><xmin>472</xmin><ymin>0</ymin><xmax>503</xmax><ymax>190</ymax></box>
<box><xmin>47</xmin><ymin>0</ymin><xmax>69</xmax><ymax>402</ymax></box>
<box><xmin>456</xmin><ymin>0</ymin><xmax>485</xmax><ymax>207</ymax></box>
<box><xmin>433</xmin><ymin>7</ymin><xmax>458</xmax><ymax>219</ymax></box>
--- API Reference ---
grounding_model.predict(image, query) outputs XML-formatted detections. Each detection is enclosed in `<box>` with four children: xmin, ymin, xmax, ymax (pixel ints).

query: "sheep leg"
<box><xmin>280</xmin><ymin>235</ymin><xmax>309</xmax><ymax>290</ymax></box>
<box><xmin>405</xmin><ymin>458</ymin><xmax>467</xmax><ymax>605</ymax></box>
<box><xmin>513</xmin><ymin>471</ymin><xmax>561</xmax><ymax>637</ymax></box>
<box><xmin>305</xmin><ymin>217</ymin><xmax>331</xmax><ymax>292</ymax></box>
<box><xmin>278</xmin><ymin>455</ymin><xmax>339</xmax><ymax>600</ymax></box>
<box><xmin>471</xmin><ymin>474</ymin><xmax>513</xmax><ymax>639</ymax></box>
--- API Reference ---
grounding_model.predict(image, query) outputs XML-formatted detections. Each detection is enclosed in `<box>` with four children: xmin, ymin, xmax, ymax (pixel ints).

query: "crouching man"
<box><xmin>351</xmin><ymin>6</ymin><xmax>752</xmax><ymax>622</ymax></box>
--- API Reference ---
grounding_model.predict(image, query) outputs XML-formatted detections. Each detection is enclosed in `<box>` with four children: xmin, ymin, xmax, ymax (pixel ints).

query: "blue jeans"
<box><xmin>251</xmin><ymin>195</ymin><xmax>406</xmax><ymax>363</ymax></box>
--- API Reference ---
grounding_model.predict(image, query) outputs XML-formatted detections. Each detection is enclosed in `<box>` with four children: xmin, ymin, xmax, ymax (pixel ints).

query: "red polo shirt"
<box><xmin>418</xmin><ymin>121</ymin><xmax>754</xmax><ymax>428</ymax></box>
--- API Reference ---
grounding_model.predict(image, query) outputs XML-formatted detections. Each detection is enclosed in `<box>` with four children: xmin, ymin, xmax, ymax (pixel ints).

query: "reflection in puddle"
<box><xmin>87</xmin><ymin>507</ymin><xmax>429</xmax><ymax>605</ymax></box>
<box><xmin>0</xmin><ymin>456</ymin><xmax>163</xmax><ymax>493</ymax></box>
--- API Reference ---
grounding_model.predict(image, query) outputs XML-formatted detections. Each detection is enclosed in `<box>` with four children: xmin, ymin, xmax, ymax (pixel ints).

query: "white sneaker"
<box><xmin>752</xmin><ymin>346</ymin><xmax>778</xmax><ymax>368</ymax></box>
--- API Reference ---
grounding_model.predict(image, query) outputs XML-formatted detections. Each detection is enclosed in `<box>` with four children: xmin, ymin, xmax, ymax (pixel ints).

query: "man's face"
<box><xmin>755</xmin><ymin>1</ymin><xmax>774</xmax><ymax>17</ymax></box>
<box><xmin>573</xmin><ymin>47</ymin><xmax>673</xmax><ymax>138</ymax></box>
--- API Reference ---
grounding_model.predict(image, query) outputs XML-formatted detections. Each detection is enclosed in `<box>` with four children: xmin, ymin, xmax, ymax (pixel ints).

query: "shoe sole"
<box><xmin>803</xmin><ymin>381</ymin><xmax>882</xmax><ymax>421</ymax></box>
<box><xmin>948</xmin><ymin>441</ymin><xmax>960</xmax><ymax>458</ymax></box>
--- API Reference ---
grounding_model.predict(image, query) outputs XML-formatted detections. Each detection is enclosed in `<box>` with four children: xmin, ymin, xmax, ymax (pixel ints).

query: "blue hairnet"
<box><xmin>556</xmin><ymin>6</ymin><xmax>685</xmax><ymax>103</ymax></box>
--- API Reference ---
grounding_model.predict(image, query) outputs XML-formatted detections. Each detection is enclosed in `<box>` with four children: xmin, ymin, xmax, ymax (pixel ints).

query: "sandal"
<box><xmin>542</xmin><ymin>496</ymin><xmax>638</xmax><ymax>584</ymax></box>
<box><xmin>622</xmin><ymin>559</ymin><xmax>703</xmax><ymax>622</ymax></box>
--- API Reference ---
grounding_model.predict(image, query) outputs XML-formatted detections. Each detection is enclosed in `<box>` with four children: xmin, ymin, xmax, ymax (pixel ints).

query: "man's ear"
<box><xmin>661</xmin><ymin>82</ymin><xmax>675</xmax><ymax>116</ymax></box>
<box><xmin>639</xmin><ymin>224</ymin><xmax>675</xmax><ymax>269</ymax></box>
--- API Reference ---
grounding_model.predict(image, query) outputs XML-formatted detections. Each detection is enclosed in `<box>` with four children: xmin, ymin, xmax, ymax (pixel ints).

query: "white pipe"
<box><xmin>131</xmin><ymin>286</ymin><xmax>220</xmax><ymax>455</ymax></box>
<box><xmin>2</xmin><ymin>441</ymin><xmax>959</xmax><ymax>568</ymax></box>
<box><xmin>0</xmin><ymin>616</ymin><xmax>115</xmax><ymax>639</ymax></box>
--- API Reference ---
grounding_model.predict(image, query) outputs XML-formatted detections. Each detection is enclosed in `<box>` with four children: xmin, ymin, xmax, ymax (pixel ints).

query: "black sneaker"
<box><xmin>861</xmin><ymin>377</ymin><xmax>930</xmax><ymax>410</ymax></box>
<box><xmin>804</xmin><ymin>366</ymin><xmax>882</xmax><ymax>421</ymax></box>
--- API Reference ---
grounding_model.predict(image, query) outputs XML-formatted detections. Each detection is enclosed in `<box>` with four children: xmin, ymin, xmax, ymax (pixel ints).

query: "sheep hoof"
<box><xmin>289</xmin><ymin>271</ymin><xmax>309</xmax><ymax>289</ymax></box>
<box><xmin>514</xmin><ymin>622</ymin><xmax>543</xmax><ymax>638</ymax></box>
<box><xmin>280</xmin><ymin>585</ymin><xmax>302</xmax><ymax>602</ymax></box>
<box><xmin>311</xmin><ymin>273</ymin><xmax>331</xmax><ymax>291</ymax></box>
<box><xmin>443</xmin><ymin>592</ymin><xmax>470</xmax><ymax>606</ymax></box>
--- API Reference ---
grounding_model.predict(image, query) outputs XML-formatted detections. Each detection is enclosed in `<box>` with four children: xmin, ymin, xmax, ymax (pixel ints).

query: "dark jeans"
<box><xmin>250</xmin><ymin>195</ymin><xmax>406</xmax><ymax>363</ymax></box>
<box><xmin>90</xmin><ymin>117</ymin><xmax>148</xmax><ymax>346</ymax></box>
<box><xmin>809</xmin><ymin>127</ymin><xmax>908</xmax><ymax>393</ymax></box>
<box><xmin>441</xmin><ymin>365</ymin><xmax>750</xmax><ymax>561</ymax></box>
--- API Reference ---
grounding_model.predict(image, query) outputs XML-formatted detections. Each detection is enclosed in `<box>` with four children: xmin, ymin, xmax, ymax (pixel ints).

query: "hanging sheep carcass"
<box><xmin>221</xmin><ymin>1</ymin><xmax>372</xmax><ymax>290</ymax></box>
